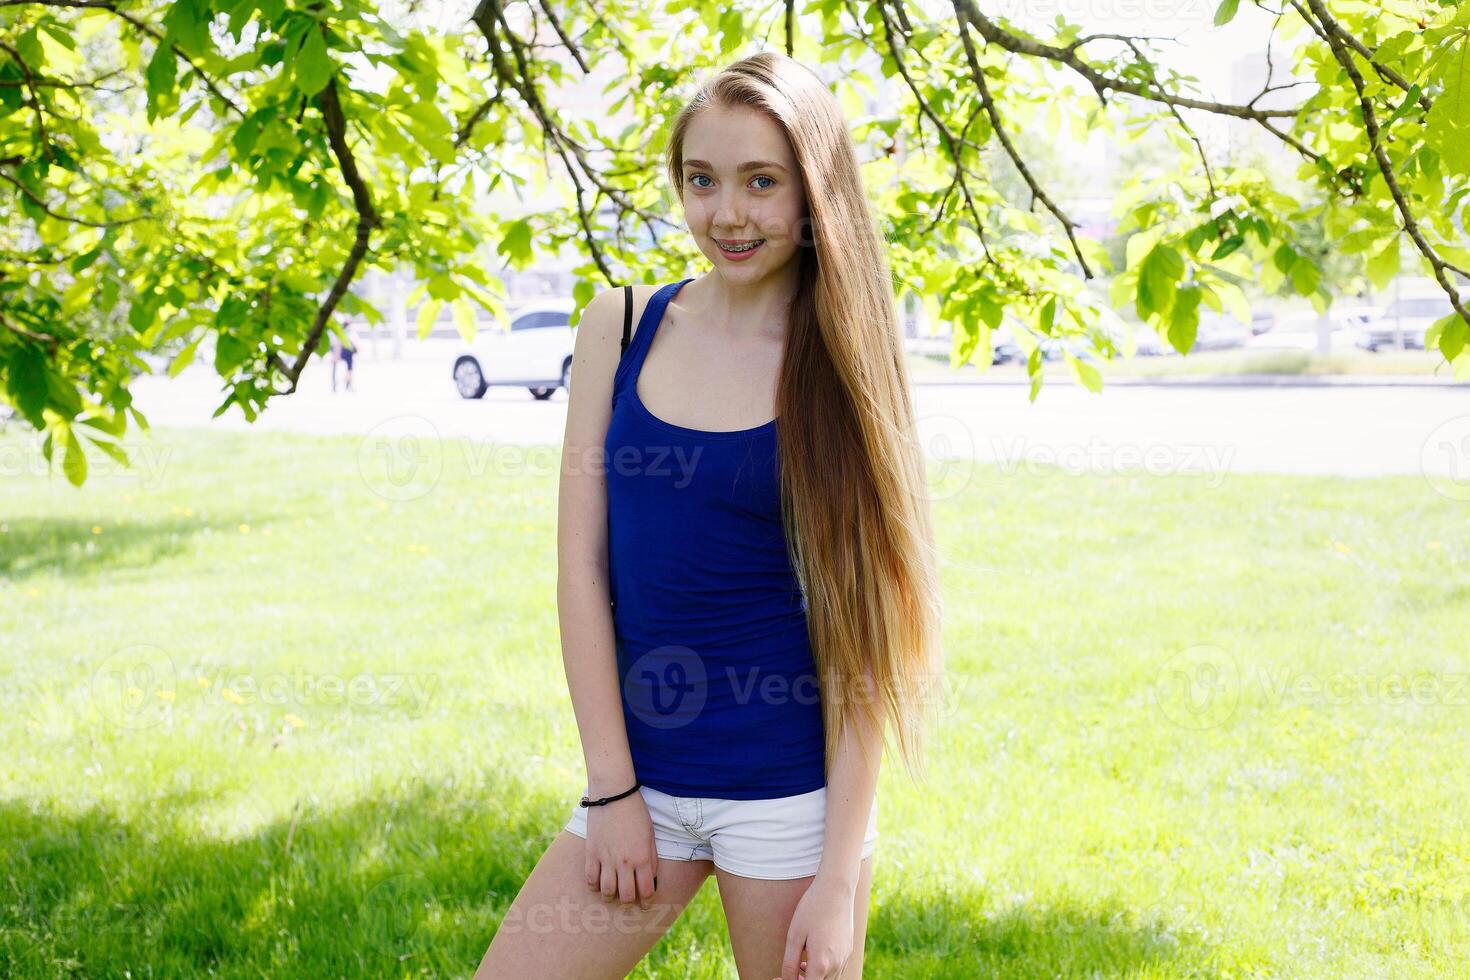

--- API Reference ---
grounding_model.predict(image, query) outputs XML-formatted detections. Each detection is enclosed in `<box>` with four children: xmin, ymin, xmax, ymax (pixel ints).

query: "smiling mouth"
<box><xmin>715</xmin><ymin>238</ymin><xmax>766</xmax><ymax>253</ymax></box>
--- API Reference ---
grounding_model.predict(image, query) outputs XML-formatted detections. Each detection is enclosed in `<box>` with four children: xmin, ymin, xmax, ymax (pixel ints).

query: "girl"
<box><xmin>477</xmin><ymin>51</ymin><xmax>943</xmax><ymax>980</ymax></box>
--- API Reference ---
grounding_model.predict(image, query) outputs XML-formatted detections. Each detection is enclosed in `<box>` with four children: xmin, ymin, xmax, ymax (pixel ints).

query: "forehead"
<box><xmin>682</xmin><ymin>104</ymin><xmax>796</xmax><ymax>169</ymax></box>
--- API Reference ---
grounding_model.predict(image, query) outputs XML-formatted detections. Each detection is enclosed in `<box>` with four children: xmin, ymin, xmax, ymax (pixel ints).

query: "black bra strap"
<box><xmin>620</xmin><ymin>285</ymin><xmax>633</xmax><ymax>359</ymax></box>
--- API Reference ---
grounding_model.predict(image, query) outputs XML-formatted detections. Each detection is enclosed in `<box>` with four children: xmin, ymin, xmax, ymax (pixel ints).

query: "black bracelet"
<box><xmin>579</xmin><ymin>781</ymin><xmax>641</xmax><ymax>807</ymax></box>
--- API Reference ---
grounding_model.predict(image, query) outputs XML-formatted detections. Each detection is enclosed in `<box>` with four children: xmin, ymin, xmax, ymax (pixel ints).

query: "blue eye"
<box><xmin>688</xmin><ymin>173</ymin><xmax>775</xmax><ymax>189</ymax></box>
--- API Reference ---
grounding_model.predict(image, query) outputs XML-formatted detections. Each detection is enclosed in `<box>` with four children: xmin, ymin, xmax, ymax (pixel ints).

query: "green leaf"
<box><xmin>572</xmin><ymin>279</ymin><xmax>594</xmax><ymax>310</ymax></box>
<box><xmin>1365</xmin><ymin>241</ymin><xmax>1400</xmax><ymax>292</ymax></box>
<box><xmin>497</xmin><ymin>219</ymin><xmax>534</xmax><ymax>269</ymax></box>
<box><xmin>416</xmin><ymin>299</ymin><xmax>443</xmax><ymax>340</ymax></box>
<box><xmin>451</xmin><ymin>298</ymin><xmax>478</xmax><ymax>342</ymax></box>
<box><xmin>162</xmin><ymin>0</ymin><xmax>211</xmax><ymax>56</ymax></box>
<box><xmin>128</xmin><ymin>405</ymin><xmax>150</xmax><ymax>433</ymax></box>
<box><xmin>1273</xmin><ymin>244</ymin><xmax>1298</xmax><ymax>273</ymax></box>
<box><xmin>78</xmin><ymin>411</ymin><xmax>126</xmax><ymax>438</ymax></box>
<box><xmin>1139</xmin><ymin>244</ymin><xmax>1183</xmax><ymax>316</ymax></box>
<box><xmin>214</xmin><ymin>333</ymin><xmax>249</xmax><ymax>374</ymax></box>
<box><xmin>1214</xmin><ymin>280</ymin><xmax>1252</xmax><ymax>324</ymax></box>
<box><xmin>6</xmin><ymin>342</ymin><xmax>48</xmax><ymax>426</ymax></box>
<box><xmin>45</xmin><ymin>366</ymin><xmax>81</xmax><ymax>418</ymax></box>
<box><xmin>294</xmin><ymin>28</ymin><xmax>333</xmax><ymax>96</ymax></box>
<box><xmin>1213</xmin><ymin>0</ymin><xmax>1241</xmax><ymax>25</ymax></box>
<box><xmin>1290</xmin><ymin>260</ymin><xmax>1320</xmax><ymax>296</ymax></box>
<box><xmin>968</xmin><ymin>322</ymin><xmax>994</xmax><ymax>370</ymax></box>
<box><xmin>1429</xmin><ymin>311</ymin><xmax>1468</xmax><ymax>362</ymax></box>
<box><xmin>1167</xmin><ymin>285</ymin><xmax>1202</xmax><ymax>354</ymax></box>
<box><xmin>224</xmin><ymin>0</ymin><xmax>258</xmax><ymax>40</ymax></box>
<box><xmin>426</xmin><ymin>273</ymin><xmax>458</xmax><ymax>301</ymax></box>
<box><xmin>216</xmin><ymin>295</ymin><xmax>251</xmax><ymax>330</ymax></box>
<box><xmin>977</xmin><ymin>292</ymin><xmax>1004</xmax><ymax>330</ymax></box>
<box><xmin>15</xmin><ymin>27</ymin><xmax>44</xmax><ymax>68</ymax></box>
<box><xmin>37</xmin><ymin>20</ymin><xmax>75</xmax><ymax>51</ymax></box>
<box><xmin>1383</xmin><ymin>84</ymin><xmax>1422</xmax><ymax>129</ymax></box>
<box><xmin>1211</xmin><ymin>235</ymin><xmax>1244</xmax><ymax>260</ymax></box>
<box><xmin>1425</xmin><ymin>37</ymin><xmax>1470</xmax><ymax>171</ymax></box>
<box><xmin>89</xmin><ymin>437</ymin><xmax>130</xmax><ymax>468</ymax></box>
<box><xmin>1454</xmin><ymin>349</ymin><xmax>1470</xmax><ymax>382</ymax></box>
<box><xmin>128</xmin><ymin>297</ymin><xmax>157</xmax><ymax>332</ymax></box>
<box><xmin>144</xmin><ymin>42</ymin><xmax>178</xmax><ymax>122</ymax></box>
<box><xmin>1064</xmin><ymin>350</ymin><xmax>1103</xmax><ymax>393</ymax></box>
<box><xmin>1374</xmin><ymin>29</ymin><xmax>1421</xmax><ymax>64</ymax></box>
<box><xmin>62</xmin><ymin>424</ymin><xmax>87</xmax><ymax>487</ymax></box>
<box><xmin>168</xmin><ymin>334</ymin><xmax>204</xmax><ymax>377</ymax></box>
<box><xmin>70</xmin><ymin>245</ymin><xmax>104</xmax><ymax>274</ymax></box>
<box><xmin>953</xmin><ymin>317</ymin><xmax>981</xmax><ymax>366</ymax></box>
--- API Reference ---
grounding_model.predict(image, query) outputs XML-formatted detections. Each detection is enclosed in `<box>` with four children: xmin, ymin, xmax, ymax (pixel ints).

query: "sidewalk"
<box><xmin>912</xmin><ymin>371</ymin><xmax>1467</xmax><ymax>388</ymax></box>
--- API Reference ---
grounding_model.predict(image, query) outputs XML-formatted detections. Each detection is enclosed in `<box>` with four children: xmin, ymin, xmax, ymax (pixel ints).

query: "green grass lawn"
<box><xmin>2</xmin><ymin>424</ymin><xmax>1466</xmax><ymax>978</ymax></box>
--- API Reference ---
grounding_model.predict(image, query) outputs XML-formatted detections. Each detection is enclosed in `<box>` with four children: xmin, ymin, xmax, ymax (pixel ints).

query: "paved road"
<box><xmin>125</xmin><ymin>355</ymin><xmax>1470</xmax><ymax>488</ymax></box>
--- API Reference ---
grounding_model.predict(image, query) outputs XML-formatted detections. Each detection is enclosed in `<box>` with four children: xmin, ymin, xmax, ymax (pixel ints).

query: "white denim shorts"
<box><xmin>564</xmin><ymin>784</ymin><xmax>878</xmax><ymax>881</ymax></box>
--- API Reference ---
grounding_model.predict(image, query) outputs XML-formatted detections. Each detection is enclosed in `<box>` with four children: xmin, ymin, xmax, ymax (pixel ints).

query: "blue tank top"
<box><xmin>605</xmin><ymin>277</ymin><xmax>826</xmax><ymax>800</ymax></box>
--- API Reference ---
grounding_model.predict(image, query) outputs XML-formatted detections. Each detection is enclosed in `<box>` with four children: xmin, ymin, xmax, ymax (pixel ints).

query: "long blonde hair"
<box><xmin>665</xmin><ymin>52</ymin><xmax>945</xmax><ymax>785</ymax></box>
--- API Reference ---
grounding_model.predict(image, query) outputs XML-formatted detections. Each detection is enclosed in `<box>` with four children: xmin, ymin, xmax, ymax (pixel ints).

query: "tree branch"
<box><xmin>951</xmin><ymin>3</ymin><xmax>1093</xmax><ymax>277</ymax></box>
<box><xmin>0</xmin><ymin>312</ymin><xmax>61</xmax><ymax>351</ymax></box>
<box><xmin>0</xmin><ymin>166</ymin><xmax>150</xmax><ymax>226</ymax></box>
<box><xmin>470</xmin><ymin>0</ymin><xmax>675</xmax><ymax>282</ymax></box>
<box><xmin>1300</xmin><ymin>0</ymin><xmax>1433</xmax><ymax>113</ymax></box>
<box><xmin>271</xmin><ymin>74</ymin><xmax>381</xmax><ymax>395</ymax></box>
<box><xmin>0</xmin><ymin>0</ymin><xmax>246</xmax><ymax>117</ymax></box>
<box><xmin>536</xmin><ymin>0</ymin><xmax>589</xmax><ymax>72</ymax></box>
<box><xmin>455</xmin><ymin>93</ymin><xmax>501</xmax><ymax>148</ymax></box>
<box><xmin>1299</xmin><ymin>0</ymin><xmax>1469</xmax><ymax>334</ymax></box>
<box><xmin>875</xmin><ymin>1</ymin><xmax>996</xmax><ymax>268</ymax></box>
<box><xmin>952</xmin><ymin>0</ymin><xmax>1298</xmax><ymax>120</ymax></box>
<box><xmin>0</xmin><ymin>40</ymin><xmax>51</xmax><ymax>155</ymax></box>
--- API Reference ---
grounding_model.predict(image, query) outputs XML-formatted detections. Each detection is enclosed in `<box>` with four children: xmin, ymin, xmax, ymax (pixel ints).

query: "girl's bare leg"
<box><xmin>715</xmin><ymin>856</ymin><xmax>874</xmax><ymax>979</ymax></box>
<box><xmin>475</xmin><ymin>829</ymin><xmax>715</xmax><ymax>979</ymax></box>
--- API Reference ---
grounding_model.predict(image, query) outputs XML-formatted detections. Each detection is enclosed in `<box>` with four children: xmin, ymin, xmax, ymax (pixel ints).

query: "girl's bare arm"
<box><xmin>816</xmin><ymin>678</ymin><xmax>884</xmax><ymax>894</ymax></box>
<box><xmin>556</xmin><ymin>286</ymin><xmax>638</xmax><ymax>796</ymax></box>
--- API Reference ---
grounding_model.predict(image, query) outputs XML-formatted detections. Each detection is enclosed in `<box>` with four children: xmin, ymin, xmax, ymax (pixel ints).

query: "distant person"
<box><xmin>330</xmin><ymin>320</ymin><xmax>358</xmax><ymax>392</ymax></box>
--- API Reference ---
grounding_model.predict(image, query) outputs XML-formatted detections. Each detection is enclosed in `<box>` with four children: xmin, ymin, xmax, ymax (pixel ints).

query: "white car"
<box><xmin>1194</xmin><ymin>312</ymin><xmax>1253</xmax><ymax>351</ymax></box>
<box><xmin>1360</xmin><ymin>293</ymin><xmax>1465</xmax><ymax>351</ymax></box>
<box><xmin>448</xmin><ymin>299</ymin><xmax>577</xmax><ymax>400</ymax></box>
<box><xmin>1245</xmin><ymin>308</ymin><xmax>1379</xmax><ymax>352</ymax></box>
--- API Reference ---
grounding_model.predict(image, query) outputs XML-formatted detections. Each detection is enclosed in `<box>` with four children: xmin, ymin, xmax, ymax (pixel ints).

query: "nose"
<box><xmin>711</xmin><ymin>189</ymin><xmax>747</xmax><ymax>231</ymax></box>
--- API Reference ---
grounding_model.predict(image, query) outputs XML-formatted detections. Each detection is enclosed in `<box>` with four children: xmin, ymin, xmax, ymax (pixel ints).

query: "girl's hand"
<box><xmin>778</xmin><ymin>878</ymin><xmax>855</xmax><ymax>980</ymax></box>
<box><xmin>584</xmin><ymin>793</ymin><xmax>659</xmax><ymax>911</ymax></box>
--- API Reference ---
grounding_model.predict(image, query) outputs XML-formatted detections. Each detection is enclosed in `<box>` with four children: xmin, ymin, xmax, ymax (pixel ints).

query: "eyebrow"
<box><xmin>683</xmin><ymin>159</ymin><xmax>790</xmax><ymax>174</ymax></box>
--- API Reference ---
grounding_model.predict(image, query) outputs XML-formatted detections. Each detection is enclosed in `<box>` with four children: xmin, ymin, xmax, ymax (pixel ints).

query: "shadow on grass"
<box><xmin>0</xmin><ymin>778</ymin><xmax>1236</xmax><ymax>978</ymax></box>
<box><xmin>865</xmin><ymin>866</ymin><xmax>1236</xmax><ymax>978</ymax></box>
<box><xmin>1</xmin><ymin>772</ymin><xmax>710</xmax><ymax>978</ymax></box>
<box><xmin>0</xmin><ymin>515</ymin><xmax>276</xmax><ymax>583</ymax></box>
